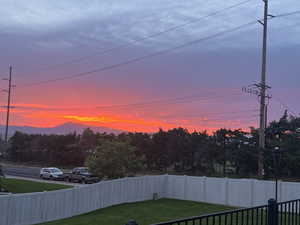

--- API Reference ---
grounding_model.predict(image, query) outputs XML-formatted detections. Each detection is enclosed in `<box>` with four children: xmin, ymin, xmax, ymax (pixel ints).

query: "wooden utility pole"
<box><xmin>258</xmin><ymin>0</ymin><xmax>270</xmax><ymax>177</ymax></box>
<box><xmin>4</xmin><ymin>66</ymin><xmax>13</xmax><ymax>143</ymax></box>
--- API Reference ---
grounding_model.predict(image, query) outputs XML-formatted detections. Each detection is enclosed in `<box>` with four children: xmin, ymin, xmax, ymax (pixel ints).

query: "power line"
<box><xmin>22</xmin><ymin>0</ymin><xmax>254</xmax><ymax>76</ymax></box>
<box><xmin>276</xmin><ymin>10</ymin><xmax>300</xmax><ymax>18</ymax></box>
<box><xmin>93</xmin><ymin>92</ymin><xmax>243</xmax><ymax>111</ymax></box>
<box><xmin>20</xmin><ymin>20</ymin><xmax>257</xmax><ymax>88</ymax></box>
<box><xmin>6</xmin><ymin>91</ymin><xmax>244</xmax><ymax>112</ymax></box>
<box><xmin>161</xmin><ymin>109</ymin><xmax>259</xmax><ymax>119</ymax></box>
<box><xmin>196</xmin><ymin>115</ymin><xmax>259</xmax><ymax>123</ymax></box>
<box><xmin>21</xmin><ymin>3</ymin><xmax>186</xmax><ymax>74</ymax></box>
<box><xmin>17</xmin><ymin>8</ymin><xmax>298</xmax><ymax>89</ymax></box>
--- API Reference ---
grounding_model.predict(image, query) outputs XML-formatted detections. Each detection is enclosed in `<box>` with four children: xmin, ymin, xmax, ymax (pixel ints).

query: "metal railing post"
<box><xmin>268</xmin><ymin>199</ymin><xmax>278</xmax><ymax>225</ymax></box>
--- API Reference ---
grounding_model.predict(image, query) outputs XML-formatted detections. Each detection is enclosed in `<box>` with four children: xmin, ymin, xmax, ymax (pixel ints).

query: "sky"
<box><xmin>0</xmin><ymin>0</ymin><xmax>299</xmax><ymax>133</ymax></box>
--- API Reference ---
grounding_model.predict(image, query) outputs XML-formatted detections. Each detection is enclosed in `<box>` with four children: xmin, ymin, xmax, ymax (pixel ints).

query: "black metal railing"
<box><xmin>149</xmin><ymin>198</ymin><xmax>300</xmax><ymax>225</ymax></box>
<box><xmin>277</xmin><ymin>199</ymin><xmax>300</xmax><ymax>225</ymax></box>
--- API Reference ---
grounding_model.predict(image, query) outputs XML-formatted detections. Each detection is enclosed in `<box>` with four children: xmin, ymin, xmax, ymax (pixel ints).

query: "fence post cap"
<box><xmin>268</xmin><ymin>198</ymin><xmax>277</xmax><ymax>204</ymax></box>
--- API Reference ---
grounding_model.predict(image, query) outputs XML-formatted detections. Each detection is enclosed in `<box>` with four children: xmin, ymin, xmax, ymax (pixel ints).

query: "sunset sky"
<box><xmin>0</xmin><ymin>0</ymin><xmax>299</xmax><ymax>133</ymax></box>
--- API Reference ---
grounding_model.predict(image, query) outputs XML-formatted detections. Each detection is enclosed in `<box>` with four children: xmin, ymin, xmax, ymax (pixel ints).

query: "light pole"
<box><xmin>273</xmin><ymin>146</ymin><xmax>281</xmax><ymax>202</ymax></box>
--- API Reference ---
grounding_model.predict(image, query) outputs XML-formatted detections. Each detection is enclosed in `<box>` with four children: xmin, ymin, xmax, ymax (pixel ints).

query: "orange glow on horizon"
<box><xmin>4</xmin><ymin>108</ymin><xmax>255</xmax><ymax>133</ymax></box>
<box><xmin>63</xmin><ymin>115</ymin><xmax>176</xmax><ymax>128</ymax></box>
<box><xmin>1</xmin><ymin>86</ymin><xmax>257</xmax><ymax>133</ymax></box>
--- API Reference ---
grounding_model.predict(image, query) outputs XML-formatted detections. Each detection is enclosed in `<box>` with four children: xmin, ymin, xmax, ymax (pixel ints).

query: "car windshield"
<box><xmin>50</xmin><ymin>168</ymin><xmax>62</xmax><ymax>173</ymax></box>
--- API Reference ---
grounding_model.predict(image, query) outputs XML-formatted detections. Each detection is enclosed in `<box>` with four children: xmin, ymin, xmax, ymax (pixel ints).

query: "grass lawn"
<box><xmin>39</xmin><ymin>199</ymin><xmax>234</xmax><ymax>225</ymax></box>
<box><xmin>1</xmin><ymin>178</ymin><xmax>71</xmax><ymax>193</ymax></box>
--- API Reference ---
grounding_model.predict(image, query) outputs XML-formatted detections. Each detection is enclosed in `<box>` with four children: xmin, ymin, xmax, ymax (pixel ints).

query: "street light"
<box><xmin>273</xmin><ymin>146</ymin><xmax>281</xmax><ymax>202</ymax></box>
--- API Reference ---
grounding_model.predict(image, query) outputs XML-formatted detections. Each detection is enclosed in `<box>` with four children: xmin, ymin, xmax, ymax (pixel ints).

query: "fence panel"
<box><xmin>253</xmin><ymin>180</ymin><xmax>275</xmax><ymax>206</ymax></box>
<box><xmin>203</xmin><ymin>177</ymin><xmax>227</xmax><ymax>205</ymax></box>
<box><xmin>227</xmin><ymin>179</ymin><xmax>253</xmax><ymax>207</ymax></box>
<box><xmin>185</xmin><ymin>176</ymin><xmax>205</xmax><ymax>202</ymax></box>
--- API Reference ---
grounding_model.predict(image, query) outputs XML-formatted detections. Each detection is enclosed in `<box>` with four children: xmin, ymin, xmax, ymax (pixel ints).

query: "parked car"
<box><xmin>40</xmin><ymin>167</ymin><xmax>64</xmax><ymax>180</ymax></box>
<box><xmin>64</xmin><ymin>167</ymin><xmax>99</xmax><ymax>184</ymax></box>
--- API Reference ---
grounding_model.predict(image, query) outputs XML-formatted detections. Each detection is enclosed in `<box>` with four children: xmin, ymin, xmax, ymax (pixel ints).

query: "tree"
<box><xmin>151</xmin><ymin>129</ymin><xmax>169</xmax><ymax>171</ymax></box>
<box><xmin>191</xmin><ymin>131</ymin><xmax>215</xmax><ymax>174</ymax></box>
<box><xmin>226</xmin><ymin>129</ymin><xmax>258</xmax><ymax>176</ymax></box>
<box><xmin>79</xmin><ymin>128</ymin><xmax>97</xmax><ymax>151</ymax></box>
<box><xmin>213</xmin><ymin>129</ymin><xmax>231</xmax><ymax>176</ymax></box>
<box><xmin>166</xmin><ymin>128</ymin><xmax>193</xmax><ymax>172</ymax></box>
<box><xmin>86</xmin><ymin>140</ymin><xmax>144</xmax><ymax>179</ymax></box>
<box><xmin>125</xmin><ymin>132</ymin><xmax>152</xmax><ymax>168</ymax></box>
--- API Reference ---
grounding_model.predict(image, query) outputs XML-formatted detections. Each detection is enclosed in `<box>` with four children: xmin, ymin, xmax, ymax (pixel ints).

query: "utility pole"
<box><xmin>258</xmin><ymin>0</ymin><xmax>273</xmax><ymax>177</ymax></box>
<box><xmin>4</xmin><ymin>66</ymin><xmax>13</xmax><ymax>143</ymax></box>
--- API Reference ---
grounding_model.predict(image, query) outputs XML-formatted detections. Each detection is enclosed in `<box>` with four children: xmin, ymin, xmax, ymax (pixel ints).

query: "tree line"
<box><xmin>3</xmin><ymin>112</ymin><xmax>300</xmax><ymax>179</ymax></box>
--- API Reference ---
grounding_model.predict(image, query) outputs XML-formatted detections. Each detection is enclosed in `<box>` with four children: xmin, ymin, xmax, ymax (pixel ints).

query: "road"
<box><xmin>3</xmin><ymin>165</ymin><xmax>41</xmax><ymax>179</ymax></box>
<box><xmin>2</xmin><ymin>165</ymin><xmax>87</xmax><ymax>186</ymax></box>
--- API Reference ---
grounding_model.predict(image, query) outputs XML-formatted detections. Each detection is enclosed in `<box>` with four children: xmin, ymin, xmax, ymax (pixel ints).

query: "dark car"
<box><xmin>64</xmin><ymin>167</ymin><xmax>99</xmax><ymax>184</ymax></box>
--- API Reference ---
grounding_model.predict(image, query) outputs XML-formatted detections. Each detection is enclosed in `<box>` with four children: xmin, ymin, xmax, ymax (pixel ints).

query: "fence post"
<box><xmin>202</xmin><ymin>176</ymin><xmax>207</xmax><ymax>202</ymax></box>
<box><xmin>268</xmin><ymin>199</ymin><xmax>278</xmax><ymax>225</ymax></box>
<box><xmin>224</xmin><ymin>178</ymin><xmax>229</xmax><ymax>205</ymax></box>
<box><xmin>278</xmin><ymin>180</ymin><xmax>283</xmax><ymax>202</ymax></box>
<box><xmin>184</xmin><ymin>175</ymin><xmax>187</xmax><ymax>200</ymax></box>
<box><xmin>250</xmin><ymin>179</ymin><xmax>255</xmax><ymax>207</ymax></box>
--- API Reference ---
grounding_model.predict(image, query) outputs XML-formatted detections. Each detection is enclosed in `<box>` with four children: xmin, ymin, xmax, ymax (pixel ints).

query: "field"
<box><xmin>39</xmin><ymin>199</ymin><xmax>234</xmax><ymax>225</ymax></box>
<box><xmin>1</xmin><ymin>178</ymin><xmax>71</xmax><ymax>193</ymax></box>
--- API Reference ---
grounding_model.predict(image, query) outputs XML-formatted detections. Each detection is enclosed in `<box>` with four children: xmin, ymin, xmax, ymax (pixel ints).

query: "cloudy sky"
<box><xmin>0</xmin><ymin>0</ymin><xmax>299</xmax><ymax>132</ymax></box>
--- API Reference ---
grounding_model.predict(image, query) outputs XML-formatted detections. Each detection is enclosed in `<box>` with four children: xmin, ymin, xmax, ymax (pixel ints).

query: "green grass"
<box><xmin>1</xmin><ymin>178</ymin><xmax>71</xmax><ymax>193</ymax></box>
<box><xmin>39</xmin><ymin>199</ymin><xmax>234</xmax><ymax>225</ymax></box>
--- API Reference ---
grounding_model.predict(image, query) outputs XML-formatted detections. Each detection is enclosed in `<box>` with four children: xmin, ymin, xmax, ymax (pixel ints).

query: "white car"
<box><xmin>40</xmin><ymin>167</ymin><xmax>64</xmax><ymax>180</ymax></box>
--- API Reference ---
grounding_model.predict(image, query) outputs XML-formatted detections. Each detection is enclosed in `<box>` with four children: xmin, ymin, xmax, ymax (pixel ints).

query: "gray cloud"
<box><xmin>1</xmin><ymin>0</ymin><xmax>299</xmax><ymax>51</ymax></box>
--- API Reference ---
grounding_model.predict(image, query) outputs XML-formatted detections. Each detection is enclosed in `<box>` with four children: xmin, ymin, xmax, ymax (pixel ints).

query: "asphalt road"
<box><xmin>3</xmin><ymin>165</ymin><xmax>41</xmax><ymax>179</ymax></box>
<box><xmin>2</xmin><ymin>165</ymin><xmax>87</xmax><ymax>186</ymax></box>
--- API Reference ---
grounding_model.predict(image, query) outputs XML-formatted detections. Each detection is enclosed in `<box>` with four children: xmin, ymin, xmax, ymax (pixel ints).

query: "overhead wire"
<box><xmin>19</xmin><ymin>8</ymin><xmax>300</xmax><ymax>88</ymax></box>
<box><xmin>19</xmin><ymin>20</ymin><xmax>257</xmax><ymax>88</ymax></box>
<box><xmin>22</xmin><ymin>0</ymin><xmax>254</xmax><ymax>76</ymax></box>
<box><xmin>161</xmin><ymin>109</ymin><xmax>259</xmax><ymax>119</ymax></box>
<box><xmin>21</xmin><ymin>3</ymin><xmax>188</xmax><ymax>74</ymax></box>
<box><xmin>276</xmin><ymin>10</ymin><xmax>300</xmax><ymax>18</ymax></box>
<box><xmin>6</xmin><ymin>91</ymin><xmax>245</xmax><ymax>112</ymax></box>
<box><xmin>15</xmin><ymin>7</ymin><xmax>299</xmax><ymax>89</ymax></box>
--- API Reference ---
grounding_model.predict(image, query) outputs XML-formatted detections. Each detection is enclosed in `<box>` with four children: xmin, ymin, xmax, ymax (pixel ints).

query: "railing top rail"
<box><xmin>278</xmin><ymin>198</ymin><xmax>300</xmax><ymax>205</ymax></box>
<box><xmin>150</xmin><ymin>204</ymin><xmax>268</xmax><ymax>225</ymax></box>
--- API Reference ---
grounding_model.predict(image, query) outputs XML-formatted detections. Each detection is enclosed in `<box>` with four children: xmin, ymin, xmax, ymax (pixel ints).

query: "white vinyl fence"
<box><xmin>1</xmin><ymin>175</ymin><xmax>300</xmax><ymax>225</ymax></box>
<box><xmin>0</xmin><ymin>176</ymin><xmax>166</xmax><ymax>225</ymax></box>
<box><xmin>166</xmin><ymin>176</ymin><xmax>300</xmax><ymax>207</ymax></box>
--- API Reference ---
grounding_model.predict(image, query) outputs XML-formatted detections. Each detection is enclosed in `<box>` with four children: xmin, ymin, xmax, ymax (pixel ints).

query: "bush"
<box><xmin>86</xmin><ymin>140</ymin><xmax>144</xmax><ymax>179</ymax></box>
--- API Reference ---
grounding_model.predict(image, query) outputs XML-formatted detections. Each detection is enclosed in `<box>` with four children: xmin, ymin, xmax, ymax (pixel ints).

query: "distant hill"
<box><xmin>0</xmin><ymin>122</ymin><xmax>124</xmax><ymax>136</ymax></box>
